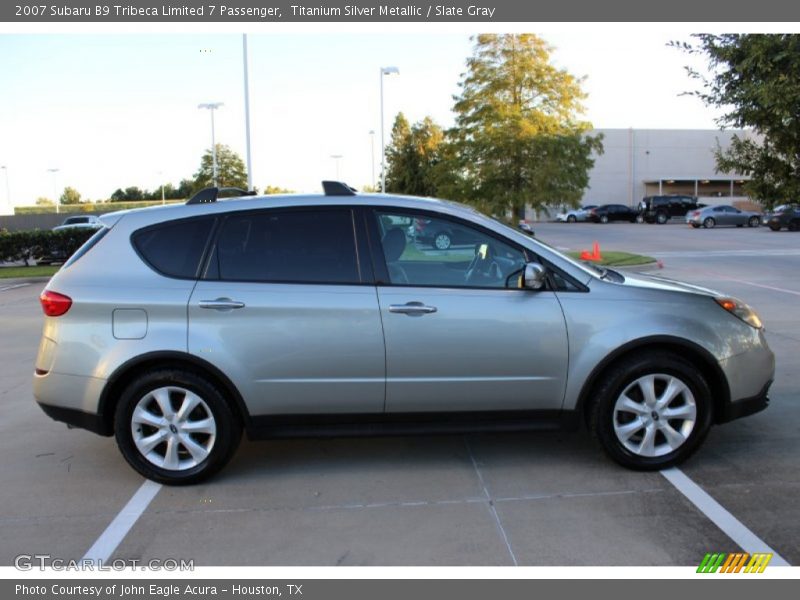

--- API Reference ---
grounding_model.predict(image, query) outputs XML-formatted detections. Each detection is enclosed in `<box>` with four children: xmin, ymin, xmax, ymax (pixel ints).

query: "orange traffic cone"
<box><xmin>591</xmin><ymin>241</ymin><xmax>602</xmax><ymax>261</ymax></box>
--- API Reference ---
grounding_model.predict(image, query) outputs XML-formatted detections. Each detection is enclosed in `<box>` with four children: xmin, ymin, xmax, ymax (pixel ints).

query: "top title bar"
<box><xmin>3</xmin><ymin>0</ymin><xmax>800</xmax><ymax>22</ymax></box>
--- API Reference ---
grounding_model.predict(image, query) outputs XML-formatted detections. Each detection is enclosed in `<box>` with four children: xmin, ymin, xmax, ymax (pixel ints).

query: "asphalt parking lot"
<box><xmin>1</xmin><ymin>221</ymin><xmax>798</xmax><ymax>567</ymax></box>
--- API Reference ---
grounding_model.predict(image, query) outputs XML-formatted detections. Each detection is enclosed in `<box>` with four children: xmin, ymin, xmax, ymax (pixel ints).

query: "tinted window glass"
<box><xmin>216</xmin><ymin>209</ymin><xmax>360</xmax><ymax>284</ymax></box>
<box><xmin>376</xmin><ymin>210</ymin><xmax>526</xmax><ymax>289</ymax></box>
<box><xmin>133</xmin><ymin>217</ymin><xmax>214</xmax><ymax>279</ymax></box>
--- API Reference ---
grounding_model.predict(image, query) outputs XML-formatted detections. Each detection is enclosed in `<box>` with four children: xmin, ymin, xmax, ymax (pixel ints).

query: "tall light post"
<box><xmin>0</xmin><ymin>166</ymin><xmax>9</xmax><ymax>215</ymax></box>
<box><xmin>380</xmin><ymin>66</ymin><xmax>399</xmax><ymax>193</ymax></box>
<box><xmin>47</xmin><ymin>168</ymin><xmax>60</xmax><ymax>214</ymax></box>
<box><xmin>368</xmin><ymin>130</ymin><xmax>375</xmax><ymax>189</ymax></box>
<box><xmin>330</xmin><ymin>155</ymin><xmax>343</xmax><ymax>179</ymax></box>
<box><xmin>242</xmin><ymin>34</ymin><xmax>253</xmax><ymax>191</ymax></box>
<box><xmin>198</xmin><ymin>102</ymin><xmax>224</xmax><ymax>187</ymax></box>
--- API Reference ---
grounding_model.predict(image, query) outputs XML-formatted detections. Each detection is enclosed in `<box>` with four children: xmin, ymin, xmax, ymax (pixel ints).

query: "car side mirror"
<box><xmin>522</xmin><ymin>262</ymin><xmax>547</xmax><ymax>290</ymax></box>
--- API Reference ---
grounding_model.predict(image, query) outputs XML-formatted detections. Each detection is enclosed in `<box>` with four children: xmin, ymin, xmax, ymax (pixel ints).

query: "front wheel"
<box><xmin>703</xmin><ymin>217</ymin><xmax>716</xmax><ymax>229</ymax></box>
<box><xmin>567</xmin><ymin>215</ymin><xmax>577</xmax><ymax>223</ymax></box>
<box><xmin>433</xmin><ymin>231</ymin><xmax>452</xmax><ymax>250</ymax></box>
<box><xmin>656</xmin><ymin>212</ymin><xmax>668</xmax><ymax>224</ymax></box>
<box><xmin>114</xmin><ymin>369</ymin><xmax>242</xmax><ymax>485</ymax></box>
<box><xmin>748</xmin><ymin>216</ymin><xmax>760</xmax><ymax>228</ymax></box>
<box><xmin>589</xmin><ymin>352</ymin><xmax>713</xmax><ymax>470</ymax></box>
<box><xmin>600</xmin><ymin>215</ymin><xmax>609</xmax><ymax>224</ymax></box>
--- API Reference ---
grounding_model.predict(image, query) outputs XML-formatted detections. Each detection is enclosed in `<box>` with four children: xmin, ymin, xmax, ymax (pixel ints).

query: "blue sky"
<box><xmin>0</xmin><ymin>31</ymin><xmax>722</xmax><ymax>207</ymax></box>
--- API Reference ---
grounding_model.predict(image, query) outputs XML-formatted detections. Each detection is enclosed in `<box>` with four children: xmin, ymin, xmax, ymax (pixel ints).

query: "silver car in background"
<box><xmin>686</xmin><ymin>204</ymin><xmax>762</xmax><ymax>229</ymax></box>
<box><xmin>34</xmin><ymin>182</ymin><xmax>774</xmax><ymax>484</ymax></box>
<box><xmin>555</xmin><ymin>205</ymin><xmax>596</xmax><ymax>223</ymax></box>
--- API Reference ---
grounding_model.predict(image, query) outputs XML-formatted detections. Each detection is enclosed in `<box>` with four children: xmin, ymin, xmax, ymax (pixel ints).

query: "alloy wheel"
<box><xmin>131</xmin><ymin>386</ymin><xmax>217</xmax><ymax>470</ymax></box>
<box><xmin>612</xmin><ymin>374</ymin><xmax>697</xmax><ymax>458</ymax></box>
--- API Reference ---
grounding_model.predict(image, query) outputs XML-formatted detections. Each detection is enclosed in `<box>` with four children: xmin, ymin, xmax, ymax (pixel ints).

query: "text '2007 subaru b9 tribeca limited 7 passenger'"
<box><xmin>34</xmin><ymin>182</ymin><xmax>775</xmax><ymax>485</ymax></box>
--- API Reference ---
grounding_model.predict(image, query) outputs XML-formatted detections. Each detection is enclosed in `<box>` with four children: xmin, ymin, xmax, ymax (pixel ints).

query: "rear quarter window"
<box><xmin>132</xmin><ymin>217</ymin><xmax>215</xmax><ymax>279</ymax></box>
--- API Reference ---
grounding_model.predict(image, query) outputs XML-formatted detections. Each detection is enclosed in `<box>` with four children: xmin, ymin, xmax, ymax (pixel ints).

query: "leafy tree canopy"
<box><xmin>675</xmin><ymin>34</ymin><xmax>800</xmax><ymax>207</ymax></box>
<box><xmin>449</xmin><ymin>34</ymin><xmax>603</xmax><ymax>217</ymax></box>
<box><xmin>385</xmin><ymin>113</ymin><xmax>446</xmax><ymax>197</ymax></box>
<box><xmin>59</xmin><ymin>187</ymin><xmax>82</xmax><ymax>205</ymax></box>
<box><xmin>193</xmin><ymin>144</ymin><xmax>248</xmax><ymax>192</ymax></box>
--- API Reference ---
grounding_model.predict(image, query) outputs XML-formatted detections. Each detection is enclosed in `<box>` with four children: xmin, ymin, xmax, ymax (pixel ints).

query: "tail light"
<box><xmin>691</xmin><ymin>211</ymin><xmax>701</xmax><ymax>217</ymax></box>
<box><xmin>40</xmin><ymin>290</ymin><xmax>72</xmax><ymax>317</ymax></box>
<box><xmin>590</xmin><ymin>208</ymin><xmax>597</xmax><ymax>214</ymax></box>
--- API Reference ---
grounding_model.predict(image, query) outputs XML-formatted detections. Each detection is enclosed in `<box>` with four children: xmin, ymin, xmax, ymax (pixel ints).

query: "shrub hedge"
<box><xmin>0</xmin><ymin>228</ymin><xmax>98</xmax><ymax>265</ymax></box>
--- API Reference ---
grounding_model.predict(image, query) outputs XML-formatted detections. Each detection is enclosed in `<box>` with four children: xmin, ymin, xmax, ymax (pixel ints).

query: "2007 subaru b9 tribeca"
<box><xmin>33</xmin><ymin>183</ymin><xmax>775</xmax><ymax>484</ymax></box>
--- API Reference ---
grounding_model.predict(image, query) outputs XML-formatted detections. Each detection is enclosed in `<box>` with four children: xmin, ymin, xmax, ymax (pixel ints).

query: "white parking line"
<box><xmin>661</xmin><ymin>467</ymin><xmax>790</xmax><ymax>566</ymax></box>
<box><xmin>82</xmin><ymin>480</ymin><xmax>162</xmax><ymax>563</ymax></box>
<box><xmin>0</xmin><ymin>283</ymin><xmax>31</xmax><ymax>292</ymax></box>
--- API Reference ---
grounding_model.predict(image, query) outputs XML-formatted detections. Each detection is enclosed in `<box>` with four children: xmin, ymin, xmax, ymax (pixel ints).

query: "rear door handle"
<box><xmin>198</xmin><ymin>298</ymin><xmax>245</xmax><ymax>310</ymax></box>
<box><xmin>388</xmin><ymin>302</ymin><xmax>438</xmax><ymax>316</ymax></box>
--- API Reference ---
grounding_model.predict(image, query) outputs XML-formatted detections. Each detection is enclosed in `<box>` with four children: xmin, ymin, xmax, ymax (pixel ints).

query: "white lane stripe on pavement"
<box><xmin>82</xmin><ymin>480</ymin><xmax>162</xmax><ymax>563</ymax></box>
<box><xmin>661</xmin><ymin>467</ymin><xmax>790</xmax><ymax>566</ymax></box>
<box><xmin>0</xmin><ymin>283</ymin><xmax>31</xmax><ymax>292</ymax></box>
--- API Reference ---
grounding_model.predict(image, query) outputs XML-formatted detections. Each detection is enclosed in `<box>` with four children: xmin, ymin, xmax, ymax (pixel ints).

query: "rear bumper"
<box><xmin>37</xmin><ymin>402</ymin><xmax>112</xmax><ymax>436</ymax></box>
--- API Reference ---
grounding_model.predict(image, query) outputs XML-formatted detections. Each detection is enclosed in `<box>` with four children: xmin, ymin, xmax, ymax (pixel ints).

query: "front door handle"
<box><xmin>199</xmin><ymin>298</ymin><xmax>246</xmax><ymax>310</ymax></box>
<box><xmin>388</xmin><ymin>302</ymin><xmax>438</xmax><ymax>316</ymax></box>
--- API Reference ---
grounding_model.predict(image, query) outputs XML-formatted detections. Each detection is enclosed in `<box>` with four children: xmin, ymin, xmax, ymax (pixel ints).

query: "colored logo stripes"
<box><xmin>697</xmin><ymin>552</ymin><xmax>773</xmax><ymax>573</ymax></box>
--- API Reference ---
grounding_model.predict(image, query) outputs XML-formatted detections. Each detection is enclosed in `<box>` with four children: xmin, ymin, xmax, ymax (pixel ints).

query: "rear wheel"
<box><xmin>703</xmin><ymin>217</ymin><xmax>716</xmax><ymax>229</ymax></box>
<box><xmin>748</xmin><ymin>216</ymin><xmax>760</xmax><ymax>228</ymax></box>
<box><xmin>769</xmin><ymin>223</ymin><xmax>782</xmax><ymax>231</ymax></box>
<box><xmin>567</xmin><ymin>215</ymin><xmax>577</xmax><ymax>223</ymax></box>
<box><xmin>590</xmin><ymin>352</ymin><xmax>713</xmax><ymax>470</ymax></box>
<box><xmin>600</xmin><ymin>215</ymin><xmax>609</xmax><ymax>224</ymax></box>
<box><xmin>656</xmin><ymin>212</ymin><xmax>668</xmax><ymax>224</ymax></box>
<box><xmin>114</xmin><ymin>369</ymin><xmax>242</xmax><ymax>485</ymax></box>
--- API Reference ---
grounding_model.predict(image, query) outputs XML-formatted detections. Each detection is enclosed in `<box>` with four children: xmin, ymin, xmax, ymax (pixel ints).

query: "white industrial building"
<box><xmin>583</xmin><ymin>128</ymin><xmax>754</xmax><ymax>207</ymax></box>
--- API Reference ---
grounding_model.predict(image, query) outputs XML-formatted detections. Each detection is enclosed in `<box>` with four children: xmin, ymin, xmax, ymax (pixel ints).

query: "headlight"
<box><xmin>715</xmin><ymin>297</ymin><xmax>763</xmax><ymax>329</ymax></box>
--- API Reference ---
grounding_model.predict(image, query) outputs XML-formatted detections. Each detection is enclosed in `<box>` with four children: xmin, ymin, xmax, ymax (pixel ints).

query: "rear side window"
<box><xmin>133</xmin><ymin>217</ymin><xmax>215</xmax><ymax>279</ymax></box>
<box><xmin>213</xmin><ymin>209</ymin><xmax>360</xmax><ymax>284</ymax></box>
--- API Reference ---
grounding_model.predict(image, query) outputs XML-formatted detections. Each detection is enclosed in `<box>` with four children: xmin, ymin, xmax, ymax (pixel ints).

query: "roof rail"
<box><xmin>186</xmin><ymin>187</ymin><xmax>257</xmax><ymax>205</ymax></box>
<box><xmin>322</xmin><ymin>181</ymin><xmax>357</xmax><ymax>196</ymax></box>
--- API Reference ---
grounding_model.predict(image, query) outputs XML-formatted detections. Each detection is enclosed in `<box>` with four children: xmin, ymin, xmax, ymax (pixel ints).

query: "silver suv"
<box><xmin>34</xmin><ymin>182</ymin><xmax>775</xmax><ymax>484</ymax></box>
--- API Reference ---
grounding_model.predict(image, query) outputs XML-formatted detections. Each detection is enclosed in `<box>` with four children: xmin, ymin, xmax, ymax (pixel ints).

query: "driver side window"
<box><xmin>374</xmin><ymin>211</ymin><xmax>527</xmax><ymax>289</ymax></box>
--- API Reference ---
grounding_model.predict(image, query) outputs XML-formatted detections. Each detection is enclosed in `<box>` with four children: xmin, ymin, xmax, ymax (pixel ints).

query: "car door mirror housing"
<box><xmin>523</xmin><ymin>262</ymin><xmax>547</xmax><ymax>290</ymax></box>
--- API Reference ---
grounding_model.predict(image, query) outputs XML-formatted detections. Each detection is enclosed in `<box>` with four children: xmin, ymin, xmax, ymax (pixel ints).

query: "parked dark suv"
<box><xmin>587</xmin><ymin>204</ymin><xmax>639</xmax><ymax>223</ymax></box>
<box><xmin>766</xmin><ymin>205</ymin><xmax>800</xmax><ymax>231</ymax></box>
<box><xmin>639</xmin><ymin>195</ymin><xmax>700</xmax><ymax>224</ymax></box>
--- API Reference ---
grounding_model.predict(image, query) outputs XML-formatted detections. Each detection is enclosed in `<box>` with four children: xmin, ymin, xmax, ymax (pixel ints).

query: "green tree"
<box><xmin>385</xmin><ymin>113</ymin><xmax>446</xmax><ymax>197</ymax></box>
<box><xmin>36</xmin><ymin>197</ymin><xmax>54</xmax><ymax>206</ymax></box>
<box><xmin>675</xmin><ymin>34</ymin><xmax>800</xmax><ymax>208</ymax></box>
<box><xmin>263</xmin><ymin>185</ymin><xmax>294</xmax><ymax>194</ymax></box>
<box><xmin>110</xmin><ymin>187</ymin><xmax>144</xmax><ymax>202</ymax></box>
<box><xmin>59</xmin><ymin>187</ymin><xmax>82</xmax><ymax>205</ymax></box>
<box><xmin>449</xmin><ymin>34</ymin><xmax>603</xmax><ymax>218</ymax></box>
<box><xmin>193</xmin><ymin>144</ymin><xmax>248</xmax><ymax>191</ymax></box>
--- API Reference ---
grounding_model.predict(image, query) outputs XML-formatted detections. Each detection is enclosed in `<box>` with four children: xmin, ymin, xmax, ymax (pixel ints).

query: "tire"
<box><xmin>789</xmin><ymin>220</ymin><xmax>800</xmax><ymax>232</ymax></box>
<box><xmin>703</xmin><ymin>217</ymin><xmax>715</xmax><ymax>229</ymax></box>
<box><xmin>656</xmin><ymin>212</ymin><xmax>668</xmax><ymax>224</ymax></box>
<box><xmin>433</xmin><ymin>231</ymin><xmax>452</xmax><ymax>250</ymax></box>
<box><xmin>600</xmin><ymin>215</ymin><xmax>609</xmax><ymax>224</ymax></box>
<box><xmin>589</xmin><ymin>352</ymin><xmax>713</xmax><ymax>470</ymax></box>
<box><xmin>691</xmin><ymin>224</ymin><xmax>700</xmax><ymax>229</ymax></box>
<box><xmin>748</xmin><ymin>216</ymin><xmax>760</xmax><ymax>228</ymax></box>
<box><xmin>114</xmin><ymin>369</ymin><xmax>242</xmax><ymax>485</ymax></box>
<box><xmin>567</xmin><ymin>215</ymin><xmax>577</xmax><ymax>223</ymax></box>
<box><xmin>769</xmin><ymin>223</ymin><xmax>781</xmax><ymax>232</ymax></box>
<box><xmin>635</xmin><ymin>214</ymin><xmax>645</xmax><ymax>224</ymax></box>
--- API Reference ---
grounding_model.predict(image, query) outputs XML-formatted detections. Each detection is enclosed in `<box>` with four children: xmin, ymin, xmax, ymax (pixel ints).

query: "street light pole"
<box><xmin>242</xmin><ymin>34</ymin><xmax>254</xmax><ymax>191</ymax></box>
<box><xmin>330</xmin><ymin>155</ymin><xmax>343</xmax><ymax>179</ymax></box>
<box><xmin>198</xmin><ymin>102</ymin><xmax>224</xmax><ymax>187</ymax></box>
<box><xmin>380</xmin><ymin>66</ymin><xmax>399</xmax><ymax>193</ymax></box>
<box><xmin>47</xmin><ymin>168</ymin><xmax>60</xmax><ymax>214</ymax></box>
<box><xmin>368</xmin><ymin>130</ymin><xmax>375</xmax><ymax>189</ymax></box>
